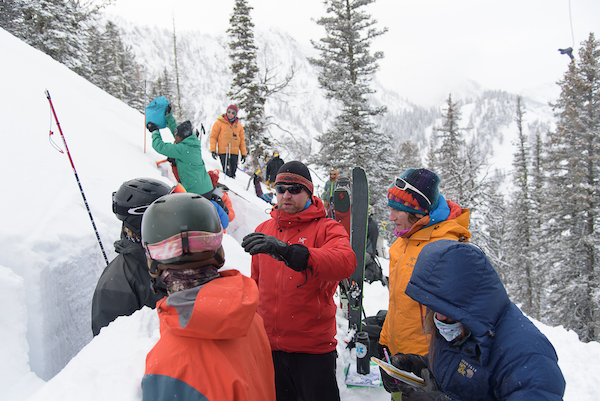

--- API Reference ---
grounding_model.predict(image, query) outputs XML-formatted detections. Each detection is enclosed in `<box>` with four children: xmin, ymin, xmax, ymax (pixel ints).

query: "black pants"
<box><xmin>219</xmin><ymin>153</ymin><xmax>238</xmax><ymax>178</ymax></box>
<box><xmin>272</xmin><ymin>350</ymin><xmax>340</xmax><ymax>401</ymax></box>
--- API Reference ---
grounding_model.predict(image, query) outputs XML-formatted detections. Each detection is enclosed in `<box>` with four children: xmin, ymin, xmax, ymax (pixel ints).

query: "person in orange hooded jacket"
<box><xmin>210</xmin><ymin>104</ymin><xmax>247</xmax><ymax>178</ymax></box>
<box><xmin>379</xmin><ymin>168</ymin><xmax>471</xmax><ymax>360</ymax></box>
<box><xmin>241</xmin><ymin>161</ymin><xmax>356</xmax><ymax>401</ymax></box>
<box><xmin>141</xmin><ymin>193</ymin><xmax>275</xmax><ymax>401</ymax></box>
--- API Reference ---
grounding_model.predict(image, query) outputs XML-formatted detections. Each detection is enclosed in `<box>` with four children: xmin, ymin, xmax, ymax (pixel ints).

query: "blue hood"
<box><xmin>405</xmin><ymin>240</ymin><xmax>510</xmax><ymax>354</ymax></box>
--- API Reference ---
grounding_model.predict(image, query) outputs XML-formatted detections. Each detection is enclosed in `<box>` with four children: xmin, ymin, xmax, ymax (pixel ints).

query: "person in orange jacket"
<box><xmin>210</xmin><ymin>104</ymin><xmax>247</xmax><ymax>178</ymax></box>
<box><xmin>379</xmin><ymin>168</ymin><xmax>471</xmax><ymax>364</ymax></box>
<box><xmin>141</xmin><ymin>193</ymin><xmax>275</xmax><ymax>401</ymax></box>
<box><xmin>241</xmin><ymin>161</ymin><xmax>356</xmax><ymax>401</ymax></box>
<box><xmin>208</xmin><ymin>169</ymin><xmax>235</xmax><ymax>222</ymax></box>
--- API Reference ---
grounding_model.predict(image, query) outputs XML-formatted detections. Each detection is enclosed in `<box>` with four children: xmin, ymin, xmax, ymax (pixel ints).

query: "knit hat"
<box><xmin>227</xmin><ymin>104</ymin><xmax>238</xmax><ymax>114</ymax></box>
<box><xmin>208</xmin><ymin>169</ymin><xmax>219</xmax><ymax>188</ymax></box>
<box><xmin>174</xmin><ymin>120</ymin><xmax>193</xmax><ymax>138</ymax></box>
<box><xmin>275</xmin><ymin>161</ymin><xmax>314</xmax><ymax>195</ymax></box>
<box><xmin>387</xmin><ymin>168</ymin><xmax>440</xmax><ymax>215</ymax></box>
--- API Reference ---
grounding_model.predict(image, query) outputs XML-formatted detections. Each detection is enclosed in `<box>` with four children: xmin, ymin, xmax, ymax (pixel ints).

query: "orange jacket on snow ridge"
<box><xmin>251</xmin><ymin>196</ymin><xmax>356</xmax><ymax>354</ymax></box>
<box><xmin>379</xmin><ymin>201</ymin><xmax>471</xmax><ymax>356</ymax></box>
<box><xmin>142</xmin><ymin>270</ymin><xmax>275</xmax><ymax>401</ymax></box>
<box><xmin>210</xmin><ymin>115</ymin><xmax>247</xmax><ymax>156</ymax></box>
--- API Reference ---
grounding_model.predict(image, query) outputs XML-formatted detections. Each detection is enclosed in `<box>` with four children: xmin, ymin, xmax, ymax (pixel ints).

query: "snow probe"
<box><xmin>45</xmin><ymin>89</ymin><xmax>109</xmax><ymax>265</ymax></box>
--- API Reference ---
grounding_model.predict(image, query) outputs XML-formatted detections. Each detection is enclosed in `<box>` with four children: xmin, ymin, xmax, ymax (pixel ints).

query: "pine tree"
<box><xmin>505</xmin><ymin>96</ymin><xmax>539</xmax><ymax>318</ymax></box>
<box><xmin>544</xmin><ymin>33</ymin><xmax>600</xmax><ymax>342</ymax></box>
<box><xmin>309</xmin><ymin>0</ymin><xmax>396</xmax><ymax>218</ymax></box>
<box><xmin>227</xmin><ymin>0</ymin><xmax>268</xmax><ymax>167</ymax></box>
<box><xmin>309</xmin><ymin>0</ymin><xmax>388</xmax><ymax>169</ymax></box>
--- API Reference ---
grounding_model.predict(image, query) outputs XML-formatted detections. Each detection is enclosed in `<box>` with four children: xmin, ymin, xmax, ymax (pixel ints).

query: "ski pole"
<box><xmin>45</xmin><ymin>89</ymin><xmax>109</xmax><ymax>265</ymax></box>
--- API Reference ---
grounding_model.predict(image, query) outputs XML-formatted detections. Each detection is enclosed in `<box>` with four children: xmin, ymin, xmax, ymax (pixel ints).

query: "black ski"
<box><xmin>348</xmin><ymin>167</ymin><xmax>369</xmax><ymax>334</ymax></box>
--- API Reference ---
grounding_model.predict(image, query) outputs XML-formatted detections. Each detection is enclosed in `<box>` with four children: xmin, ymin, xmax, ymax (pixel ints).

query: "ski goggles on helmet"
<box><xmin>394</xmin><ymin>177</ymin><xmax>432</xmax><ymax>205</ymax></box>
<box><xmin>274</xmin><ymin>184</ymin><xmax>305</xmax><ymax>195</ymax></box>
<box><xmin>144</xmin><ymin>230</ymin><xmax>223</xmax><ymax>262</ymax></box>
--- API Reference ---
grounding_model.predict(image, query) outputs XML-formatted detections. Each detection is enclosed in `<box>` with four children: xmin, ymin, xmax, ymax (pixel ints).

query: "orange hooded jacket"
<box><xmin>142</xmin><ymin>270</ymin><xmax>275</xmax><ymax>401</ymax></box>
<box><xmin>379</xmin><ymin>200</ymin><xmax>471</xmax><ymax>356</ymax></box>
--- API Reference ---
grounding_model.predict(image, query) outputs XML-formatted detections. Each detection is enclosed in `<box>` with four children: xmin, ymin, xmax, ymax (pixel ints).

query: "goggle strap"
<box><xmin>180</xmin><ymin>226</ymin><xmax>189</xmax><ymax>254</ymax></box>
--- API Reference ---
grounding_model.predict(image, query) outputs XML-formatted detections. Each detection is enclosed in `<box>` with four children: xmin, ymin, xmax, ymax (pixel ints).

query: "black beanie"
<box><xmin>175</xmin><ymin>120</ymin><xmax>193</xmax><ymax>139</ymax></box>
<box><xmin>275</xmin><ymin>161</ymin><xmax>314</xmax><ymax>194</ymax></box>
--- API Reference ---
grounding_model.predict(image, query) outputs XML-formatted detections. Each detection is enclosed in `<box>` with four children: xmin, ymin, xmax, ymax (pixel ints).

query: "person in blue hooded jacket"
<box><xmin>381</xmin><ymin>240</ymin><xmax>565</xmax><ymax>401</ymax></box>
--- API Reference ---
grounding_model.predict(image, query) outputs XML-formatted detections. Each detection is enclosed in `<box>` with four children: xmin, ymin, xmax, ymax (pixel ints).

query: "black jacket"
<box><xmin>91</xmin><ymin>233</ymin><xmax>165</xmax><ymax>336</ymax></box>
<box><xmin>266</xmin><ymin>156</ymin><xmax>284</xmax><ymax>182</ymax></box>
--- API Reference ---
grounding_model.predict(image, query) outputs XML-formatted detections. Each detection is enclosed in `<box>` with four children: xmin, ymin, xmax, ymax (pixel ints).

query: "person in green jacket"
<box><xmin>147</xmin><ymin>107</ymin><xmax>213</xmax><ymax>196</ymax></box>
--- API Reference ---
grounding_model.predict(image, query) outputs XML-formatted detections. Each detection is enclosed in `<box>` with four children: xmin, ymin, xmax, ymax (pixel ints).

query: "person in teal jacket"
<box><xmin>147</xmin><ymin>110</ymin><xmax>213</xmax><ymax>196</ymax></box>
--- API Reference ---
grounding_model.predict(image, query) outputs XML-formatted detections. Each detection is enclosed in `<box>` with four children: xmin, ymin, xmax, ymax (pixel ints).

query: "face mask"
<box><xmin>434</xmin><ymin>314</ymin><xmax>464</xmax><ymax>342</ymax></box>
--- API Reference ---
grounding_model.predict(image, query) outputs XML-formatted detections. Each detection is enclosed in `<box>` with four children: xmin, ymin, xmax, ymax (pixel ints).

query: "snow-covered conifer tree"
<box><xmin>505</xmin><ymin>96</ymin><xmax>540</xmax><ymax>318</ymax></box>
<box><xmin>227</xmin><ymin>0</ymin><xmax>269</xmax><ymax>167</ymax></box>
<box><xmin>309</xmin><ymin>0</ymin><xmax>396</xmax><ymax>213</ymax></box>
<box><xmin>544</xmin><ymin>33</ymin><xmax>600</xmax><ymax>342</ymax></box>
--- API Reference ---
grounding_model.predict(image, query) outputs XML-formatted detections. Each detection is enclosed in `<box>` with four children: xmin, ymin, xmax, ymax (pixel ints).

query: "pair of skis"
<box><xmin>333</xmin><ymin>167</ymin><xmax>378</xmax><ymax>386</ymax></box>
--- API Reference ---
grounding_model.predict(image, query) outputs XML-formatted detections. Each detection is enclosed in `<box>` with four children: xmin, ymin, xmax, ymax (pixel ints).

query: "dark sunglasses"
<box><xmin>274</xmin><ymin>184</ymin><xmax>304</xmax><ymax>195</ymax></box>
<box><xmin>394</xmin><ymin>177</ymin><xmax>431</xmax><ymax>205</ymax></box>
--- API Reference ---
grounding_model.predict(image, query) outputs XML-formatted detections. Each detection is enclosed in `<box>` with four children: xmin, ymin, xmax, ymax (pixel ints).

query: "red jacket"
<box><xmin>142</xmin><ymin>270</ymin><xmax>276</xmax><ymax>401</ymax></box>
<box><xmin>251</xmin><ymin>196</ymin><xmax>356</xmax><ymax>353</ymax></box>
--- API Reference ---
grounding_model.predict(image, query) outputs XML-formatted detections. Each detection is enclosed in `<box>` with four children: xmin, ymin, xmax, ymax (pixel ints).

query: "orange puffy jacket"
<box><xmin>210</xmin><ymin>115</ymin><xmax>247</xmax><ymax>157</ymax></box>
<box><xmin>379</xmin><ymin>201</ymin><xmax>471</xmax><ymax>356</ymax></box>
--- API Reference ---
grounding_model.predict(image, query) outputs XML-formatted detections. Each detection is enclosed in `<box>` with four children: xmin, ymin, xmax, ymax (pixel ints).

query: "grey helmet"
<box><xmin>141</xmin><ymin>193</ymin><xmax>223</xmax><ymax>266</ymax></box>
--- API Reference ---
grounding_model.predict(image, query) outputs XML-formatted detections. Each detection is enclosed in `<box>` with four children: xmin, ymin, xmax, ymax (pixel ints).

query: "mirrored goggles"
<box><xmin>144</xmin><ymin>230</ymin><xmax>223</xmax><ymax>261</ymax></box>
<box><xmin>394</xmin><ymin>177</ymin><xmax>431</xmax><ymax>205</ymax></box>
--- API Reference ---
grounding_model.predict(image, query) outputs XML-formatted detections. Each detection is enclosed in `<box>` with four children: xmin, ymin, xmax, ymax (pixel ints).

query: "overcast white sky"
<box><xmin>104</xmin><ymin>0</ymin><xmax>600</xmax><ymax>106</ymax></box>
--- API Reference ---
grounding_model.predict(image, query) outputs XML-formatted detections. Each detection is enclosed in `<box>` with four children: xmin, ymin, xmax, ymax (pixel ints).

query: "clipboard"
<box><xmin>371</xmin><ymin>357</ymin><xmax>426</xmax><ymax>388</ymax></box>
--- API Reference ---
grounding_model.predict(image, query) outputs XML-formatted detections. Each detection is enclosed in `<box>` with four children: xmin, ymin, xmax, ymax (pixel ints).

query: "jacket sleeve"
<box><xmin>496</xmin><ymin>354</ymin><xmax>566</xmax><ymax>400</ymax></box>
<box><xmin>238</xmin><ymin>124</ymin><xmax>247</xmax><ymax>156</ymax></box>
<box><xmin>222</xmin><ymin>193</ymin><xmax>235</xmax><ymax>222</ymax></box>
<box><xmin>152</xmin><ymin>131</ymin><xmax>184</xmax><ymax>159</ymax></box>
<box><xmin>209</xmin><ymin>120</ymin><xmax>219</xmax><ymax>153</ymax></box>
<box><xmin>306</xmin><ymin>220</ymin><xmax>356</xmax><ymax>282</ymax></box>
<box><xmin>166</xmin><ymin>113</ymin><xmax>177</xmax><ymax>138</ymax></box>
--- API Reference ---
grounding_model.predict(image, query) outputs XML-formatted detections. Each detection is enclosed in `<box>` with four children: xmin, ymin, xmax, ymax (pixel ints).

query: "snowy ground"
<box><xmin>1</xmin><ymin>27</ymin><xmax>600</xmax><ymax>401</ymax></box>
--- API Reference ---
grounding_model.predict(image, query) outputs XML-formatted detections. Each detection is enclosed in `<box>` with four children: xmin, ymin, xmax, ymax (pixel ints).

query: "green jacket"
<box><xmin>152</xmin><ymin>114</ymin><xmax>213</xmax><ymax>195</ymax></box>
<box><xmin>321</xmin><ymin>179</ymin><xmax>337</xmax><ymax>203</ymax></box>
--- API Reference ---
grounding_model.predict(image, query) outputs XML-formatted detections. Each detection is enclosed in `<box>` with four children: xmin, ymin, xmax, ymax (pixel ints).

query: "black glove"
<box><xmin>241</xmin><ymin>155</ymin><xmax>246</xmax><ymax>163</ymax></box>
<box><xmin>403</xmin><ymin>369</ymin><xmax>449</xmax><ymax>401</ymax></box>
<box><xmin>211</xmin><ymin>151</ymin><xmax>218</xmax><ymax>160</ymax></box>
<box><xmin>165</xmin><ymin>104</ymin><xmax>172</xmax><ymax>115</ymax></box>
<box><xmin>381</xmin><ymin>353</ymin><xmax>429</xmax><ymax>395</ymax></box>
<box><xmin>147</xmin><ymin>122</ymin><xmax>159</xmax><ymax>132</ymax></box>
<box><xmin>241</xmin><ymin>233</ymin><xmax>310</xmax><ymax>271</ymax></box>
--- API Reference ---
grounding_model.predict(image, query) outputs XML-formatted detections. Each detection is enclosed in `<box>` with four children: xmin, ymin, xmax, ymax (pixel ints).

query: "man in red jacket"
<box><xmin>242</xmin><ymin>161</ymin><xmax>356</xmax><ymax>401</ymax></box>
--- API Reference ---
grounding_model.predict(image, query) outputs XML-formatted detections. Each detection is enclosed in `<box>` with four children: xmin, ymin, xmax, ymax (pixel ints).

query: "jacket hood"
<box><xmin>270</xmin><ymin>195</ymin><xmax>327</xmax><ymax>227</ymax></box>
<box><xmin>158</xmin><ymin>270</ymin><xmax>259</xmax><ymax>340</ymax></box>
<box><xmin>405</xmin><ymin>240</ymin><xmax>510</xmax><ymax>350</ymax></box>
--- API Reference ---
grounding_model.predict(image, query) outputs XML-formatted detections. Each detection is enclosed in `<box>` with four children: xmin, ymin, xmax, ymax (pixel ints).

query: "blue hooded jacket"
<box><xmin>405</xmin><ymin>240</ymin><xmax>565</xmax><ymax>400</ymax></box>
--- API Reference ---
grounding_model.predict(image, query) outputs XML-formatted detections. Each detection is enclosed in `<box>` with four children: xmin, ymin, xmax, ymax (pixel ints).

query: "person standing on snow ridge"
<box><xmin>91</xmin><ymin>177</ymin><xmax>170</xmax><ymax>336</ymax></box>
<box><xmin>141</xmin><ymin>193</ymin><xmax>276</xmax><ymax>401</ymax></box>
<box><xmin>147</xmin><ymin>105</ymin><xmax>213</xmax><ymax>195</ymax></box>
<box><xmin>210</xmin><ymin>104</ymin><xmax>247</xmax><ymax>178</ymax></box>
<box><xmin>321</xmin><ymin>168</ymin><xmax>338</xmax><ymax>218</ymax></box>
<box><xmin>265</xmin><ymin>150</ymin><xmax>284</xmax><ymax>189</ymax></box>
<box><xmin>241</xmin><ymin>161</ymin><xmax>356</xmax><ymax>401</ymax></box>
<box><xmin>381</xmin><ymin>240</ymin><xmax>565</xmax><ymax>401</ymax></box>
<box><xmin>379</xmin><ymin>168</ymin><xmax>471</xmax><ymax>375</ymax></box>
